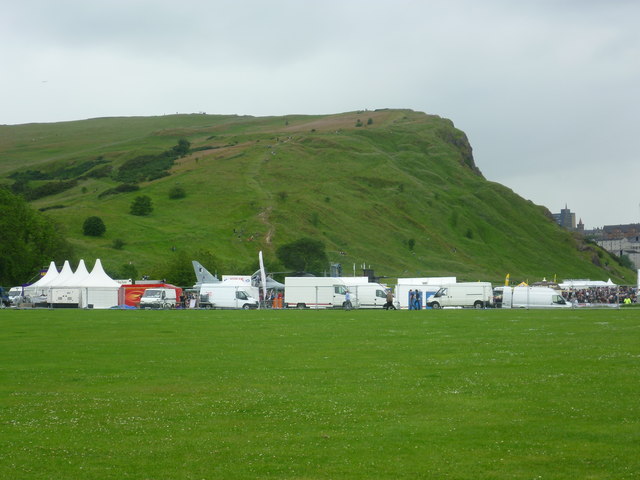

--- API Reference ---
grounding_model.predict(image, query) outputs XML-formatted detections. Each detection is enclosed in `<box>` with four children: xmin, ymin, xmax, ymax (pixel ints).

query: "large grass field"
<box><xmin>1</xmin><ymin>309</ymin><xmax>638</xmax><ymax>479</ymax></box>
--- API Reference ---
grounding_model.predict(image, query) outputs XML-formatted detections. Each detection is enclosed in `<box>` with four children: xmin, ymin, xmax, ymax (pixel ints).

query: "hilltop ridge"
<box><xmin>0</xmin><ymin>109</ymin><xmax>633</xmax><ymax>284</ymax></box>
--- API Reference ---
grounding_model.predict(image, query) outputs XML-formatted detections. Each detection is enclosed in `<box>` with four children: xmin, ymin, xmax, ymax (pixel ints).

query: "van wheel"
<box><xmin>296</xmin><ymin>303</ymin><xmax>306</xmax><ymax>309</ymax></box>
<box><xmin>242</xmin><ymin>304</ymin><xmax>251</xmax><ymax>310</ymax></box>
<box><xmin>474</xmin><ymin>301</ymin><xmax>484</xmax><ymax>309</ymax></box>
<box><xmin>431</xmin><ymin>302</ymin><xmax>441</xmax><ymax>309</ymax></box>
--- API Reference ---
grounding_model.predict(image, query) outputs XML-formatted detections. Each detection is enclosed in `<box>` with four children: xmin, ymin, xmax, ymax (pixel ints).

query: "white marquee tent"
<box><xmin>82</xmin><ymin>259</ymin><xmax>121</xmax><ymax>308</ymax></box>
<box><xmin>27</xmin><ymin>259</ymin><xmax>121</xmax><ymax>309</ymax></box>
<box><xmin>24</xmin><ymin>261</ymin><xmax>59</xmax><ymax>297</ymax></box>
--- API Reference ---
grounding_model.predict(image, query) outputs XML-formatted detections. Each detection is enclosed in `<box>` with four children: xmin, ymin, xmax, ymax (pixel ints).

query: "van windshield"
<box><xmin>434</xmin><ymin>288</ymin><xmax>446</xmax><ymax>297</ymax></box>
<box><xmin>143</xmin><ymin>290</ymin><xmax>162</xmax><ymax>298</ymax></box>
<box><xmin>552</xmin><ymin>295</ymin><xmax>566</xmax><ymax>305</ymax></box>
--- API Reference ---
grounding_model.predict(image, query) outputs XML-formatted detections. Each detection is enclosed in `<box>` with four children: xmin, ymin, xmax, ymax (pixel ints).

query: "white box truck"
<box><xmin>501</xmin><ymin>286</ymin><xmax>572</xmax><ymax>309</ymax></box>
<box><xmin>427</xmin><ymin>282</ymin><xmax>493</xmax><ymax>309</ymax></box>
<box><xmin>284</xmin><ymin>277</ymin><xmax>351</xmax><ymax>309</ymax></box>
<box><xmin>139</xmin><ymin>288</ymin><xmax>177</xmax><ymax>309</ymax></box>
<box><xmin>198</xmin><ymin>280</ymin><xmax>259</xmax><ymax>309</ymax></box>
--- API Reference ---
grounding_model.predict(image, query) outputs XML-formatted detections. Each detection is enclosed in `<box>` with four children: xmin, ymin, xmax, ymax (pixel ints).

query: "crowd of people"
<box><xmin>562</xmin><ymin>286</ymin><xmax>637</xmax><ymax>305</ymax></box>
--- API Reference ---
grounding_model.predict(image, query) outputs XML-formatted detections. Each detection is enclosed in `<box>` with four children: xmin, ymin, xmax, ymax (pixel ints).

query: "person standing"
<box><xmin>344</xmin><ymin>290</ymin><xmax>353</xmax><ymax>310</ymax></box>
<box><xmin>384</xmin><ymin>289</ymin><xmax>396</xmax><ymax>310</ymax></box>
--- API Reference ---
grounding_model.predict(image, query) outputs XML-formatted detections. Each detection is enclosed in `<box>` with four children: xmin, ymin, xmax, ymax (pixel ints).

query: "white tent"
<box><xmin>47</xmin><ymin>260</ymin><xmax>74</xmax><ymax>287</ymax></box>
<box><xmin>24</xmin><ymin>261</ymin><xmax>59</xmax><ymax>297</ymax></box>
<box><xmin>66</xmin><ymin>259</ymin><xmax>91</xmax><ymax>287</ymax></box>
<box><xmin>559</xmin><ymin>279</ymin><xmax>617</xmax><ymax>289</ymax></box>
<box><xmin>83</xmin><ymin>259</ymin><xmax>121</xmax><ymax>309</ymax></box>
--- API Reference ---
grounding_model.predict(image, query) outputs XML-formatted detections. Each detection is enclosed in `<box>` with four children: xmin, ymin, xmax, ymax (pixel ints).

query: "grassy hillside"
<box><xmin>0</xmin><ymin>110</ymin><xmax>633</xmax><ymax>284</ymax></box>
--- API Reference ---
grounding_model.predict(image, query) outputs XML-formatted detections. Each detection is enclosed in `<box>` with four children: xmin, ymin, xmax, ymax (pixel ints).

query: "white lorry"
<box><xmin>139</xmin><ymin>288</ymin><xmax>177</xmax><ymax>309</ymax></box>
<box><xmin>198</xmin><ymin>280</ymin><xmax>259</xmax><ymax>309</ymax></box>
<box><xmin>284</xmin><ymin>277</ymin><xmax>352</xmax><ymax>309</ymax></box>
<box><xmin>341</xmin><ymin>277</ymin><xmax>393</xmax><ymax>309</ymax></box>
<box><xmin>501</xmin><ymin>286</ymin><xmax>572</xmax><ymax>309</ymax></box>
<box><xmin>427</xmin><ymin>282</ymin><xmax>493</xmax><ymax>309</ymax></box>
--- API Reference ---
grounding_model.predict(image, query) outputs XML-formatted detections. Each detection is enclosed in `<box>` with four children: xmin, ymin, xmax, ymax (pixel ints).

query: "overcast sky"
<box><xmin>2</xmin><ymin>0</ymin><xmax>638</xmax><ymax>228</ymax></box>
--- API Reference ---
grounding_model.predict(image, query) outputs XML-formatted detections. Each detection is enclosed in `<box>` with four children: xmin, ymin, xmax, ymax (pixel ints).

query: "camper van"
<box><xmin>284</xmin><ymin>277</ymin><xmax>351</xmax><ymax>309</ymax></box>
<box><xmin>427</xmin><ymin>282</ymin><xmax>493</xmax><ymax>309</ymax></box>
<box><xmin>199</xmin><ymin>281</ymin><xmax>259</xmax><ymax>309</ymax></box>
<box><xmin>501</xmin><ymin>286</ymin><xmax>572</xmax><ymax>309</ymax></box>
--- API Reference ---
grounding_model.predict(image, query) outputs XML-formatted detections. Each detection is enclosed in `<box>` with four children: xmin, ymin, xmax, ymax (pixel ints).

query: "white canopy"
<box><xmin>86</xmin><ymin>259</ymin><xmax>121</xmax><ymax>287</ymax></box>
<box><xmin>47</xmin><ymin>260</ymin><xmax>74</xmax><ymax>287</ymax></box>
<box><xmin>24</xmin><ymin>261</ymin><xmax>59</xmax><ymax>296</ymax></box>
<box><xmin>66</xmin><ymin>259</ymin><xmax>91</xmax><ymax>287</ymax></box>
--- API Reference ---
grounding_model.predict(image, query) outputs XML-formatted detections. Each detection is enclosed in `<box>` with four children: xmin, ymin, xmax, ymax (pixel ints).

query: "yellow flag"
<box><xmin>505</xmin><ymin>273</ymin><xmax>510</xmax><ymax>286</ymax></box>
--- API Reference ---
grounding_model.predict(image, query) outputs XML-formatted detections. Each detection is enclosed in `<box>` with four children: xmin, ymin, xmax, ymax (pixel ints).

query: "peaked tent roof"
<box><xmin>30</xmin><ymin>261</ymin><xmax>59</xmax><ymax>288</ymax></box>
<box><xmin>66</xmin><ymin>259</ymin><xmax>91</xmax><ymax>287</ymax></box>
<box><xmin>47</xmin><ymin>260</ymin><xmax>74</xmax><ymax>287</ymax></box>
<box><xmin>85</xmin><ymin>259</ymin><xmax>121</xmax><ymax>288</ymax></box>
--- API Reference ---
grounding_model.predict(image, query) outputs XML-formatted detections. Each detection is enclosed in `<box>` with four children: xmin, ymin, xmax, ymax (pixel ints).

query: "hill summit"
<box><xmin>0</xmin><ymin>109</ymin><xmax>632</xmax><ymax>284</ymax></box>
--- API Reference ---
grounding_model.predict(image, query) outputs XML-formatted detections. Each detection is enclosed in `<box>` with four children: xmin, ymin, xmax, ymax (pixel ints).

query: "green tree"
<box><xmin>130</xmin><ymin>195</ymin><xmax>153</xmax><ymax>216</ymax></box>
<box><xmin>0</xmin><ymin>187</ymin><xmax>73</xmax><ymax>285</ymax></box>
<box><xmin>154</xmin><ymin>251</ymin><xmax>195</xmax><ymax>286</ymax></box>
<box><xmin>82</xmin><ymin>216</ymin><xmax>106</xmax><ymax>236</ymax></box>
<box><xmin>172</xmin><ymin>138</ymin><xmax>191</xmax><ymax>157</ymax></box>
<box><xmin>120</xmin><ymin>263</ymin><xmax>138</xmax><ymax>281</ymax></box>
<box><xmin>276</xmin><ymin>238</ymin><xmax>328</xmax><ymax>274</ymax></box>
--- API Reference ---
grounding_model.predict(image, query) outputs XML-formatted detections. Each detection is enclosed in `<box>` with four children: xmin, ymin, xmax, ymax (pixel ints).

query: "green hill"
<box><xmin>0</xmin><ymin>109</ymin><xmax>632</xmax><ymax>285</ymax></box>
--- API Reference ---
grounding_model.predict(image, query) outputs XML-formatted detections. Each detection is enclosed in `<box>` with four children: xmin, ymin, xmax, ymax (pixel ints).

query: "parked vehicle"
<box><xmin>341</xmin><ymin>278</ymin><xmax>394</xmax><ymax>309</ymax></box>
<box><xmin>284</xmin><ymin>277</ymin><xmax>352</xmax><ymax>309</ymax></box>
<box><xmin>139</xmin><ymin>288</ymin><xmax>177</xmax><ymax>309</ymax></box>
<box><xmin>395</xmin><ymin>277</ymin><xmax>456</xmax><ymax>309</ymax></box>
<box><xmin>427</xmin><ymin>282</ymin><xmax>493</xmax><ymax>309</ymax></box>
<box><xmin>198</xmin><ymin>280</ymin><xmax>259</xmax><ymax>309</ymax></box>
<box><xmin>8</xmin><ymin>286</ymin><xmax>25</xmax><ymax>305</ymax></box>
<box><xmin>119</xmin><ymin>283</ymin><xmax>183</xmax><ymax>308</ymax></box>
<box><xmin>0</xmin><ymin>287</ymin><xmax>9</xmax><ymax>307</ymax></box>
<box><xmin>501</xmin><ymin>286</ymin><xmax>572</xmax><ymax>309</ymax></box>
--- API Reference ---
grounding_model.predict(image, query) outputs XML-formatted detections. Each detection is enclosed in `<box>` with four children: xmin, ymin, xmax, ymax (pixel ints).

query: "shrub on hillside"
<box><xmin>276</xmin><ymin>238</ymin><xmax>328</xmax><ymax>274</ymax></box>
<box><xmin>130</xmin><ymin>195</ymin><xmax>153</xmax><ymax>216</ymax></box>
<box><xmin>168</xmin><ymin>186</ymin><xmax>186</xmax><ymax>199</ymax></box>
<box><xmin>83</xmin><ymin>216</ymin><xmax>106</xmax><ymax>237</ymax></box>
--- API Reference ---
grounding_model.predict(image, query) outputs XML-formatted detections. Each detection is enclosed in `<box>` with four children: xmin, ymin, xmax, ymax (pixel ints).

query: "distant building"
<box><xmin>588</xmin><ymin>223</ymin><xmax>640</xmax><ymax>270</ymax></box>
<box><xmin>552</xmin><ymin>205</ymin><xmax>576</xmax><ymax>230</ymax></box>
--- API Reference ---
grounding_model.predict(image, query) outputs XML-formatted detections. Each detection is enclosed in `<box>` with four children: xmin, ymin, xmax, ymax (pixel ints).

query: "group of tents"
<box><xmin>22</xmin><ymin>259</ymin><xmax>121</xmax><ymax>309</ymax></box>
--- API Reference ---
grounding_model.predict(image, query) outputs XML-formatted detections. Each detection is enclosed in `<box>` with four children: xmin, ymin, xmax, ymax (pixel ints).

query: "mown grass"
<box><xmin>1</xmin><ymin>309</ymin><xmax>638</xmax><ymax>479</ymax></box>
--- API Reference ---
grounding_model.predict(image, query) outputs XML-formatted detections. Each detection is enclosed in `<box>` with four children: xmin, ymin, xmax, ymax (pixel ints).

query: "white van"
<box><xmin>501</xmin><ymin>286</ymin><xmax>572</xmax><ymax>309</ymax></box>
<box><xmin>341</xmin><ymin>278</ymin><xmax>393</xmax><ymax>309</ymax></box>
<box><xmin>8</xmin><ymin>286</ymin><xmax>25</xmax><ymax>305</ymax></box>
<box><xmin>284</xmin><ymin>277</ymin><xmax>351</xmax><ymax>309</ymax></box>
<box><xmin>427</xmin><ymin>282</ymin><xmax>493</xmax><ymax>309</ymax></box>
<box><xmin>199</xmin><ymin>281</ymin><xmax>259</xmax><ymax>309</ymax></box>
<box><xmin>140</xmin><ymin>288</ymin><xmax>177</xmax><ymax>309</ymax></box>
